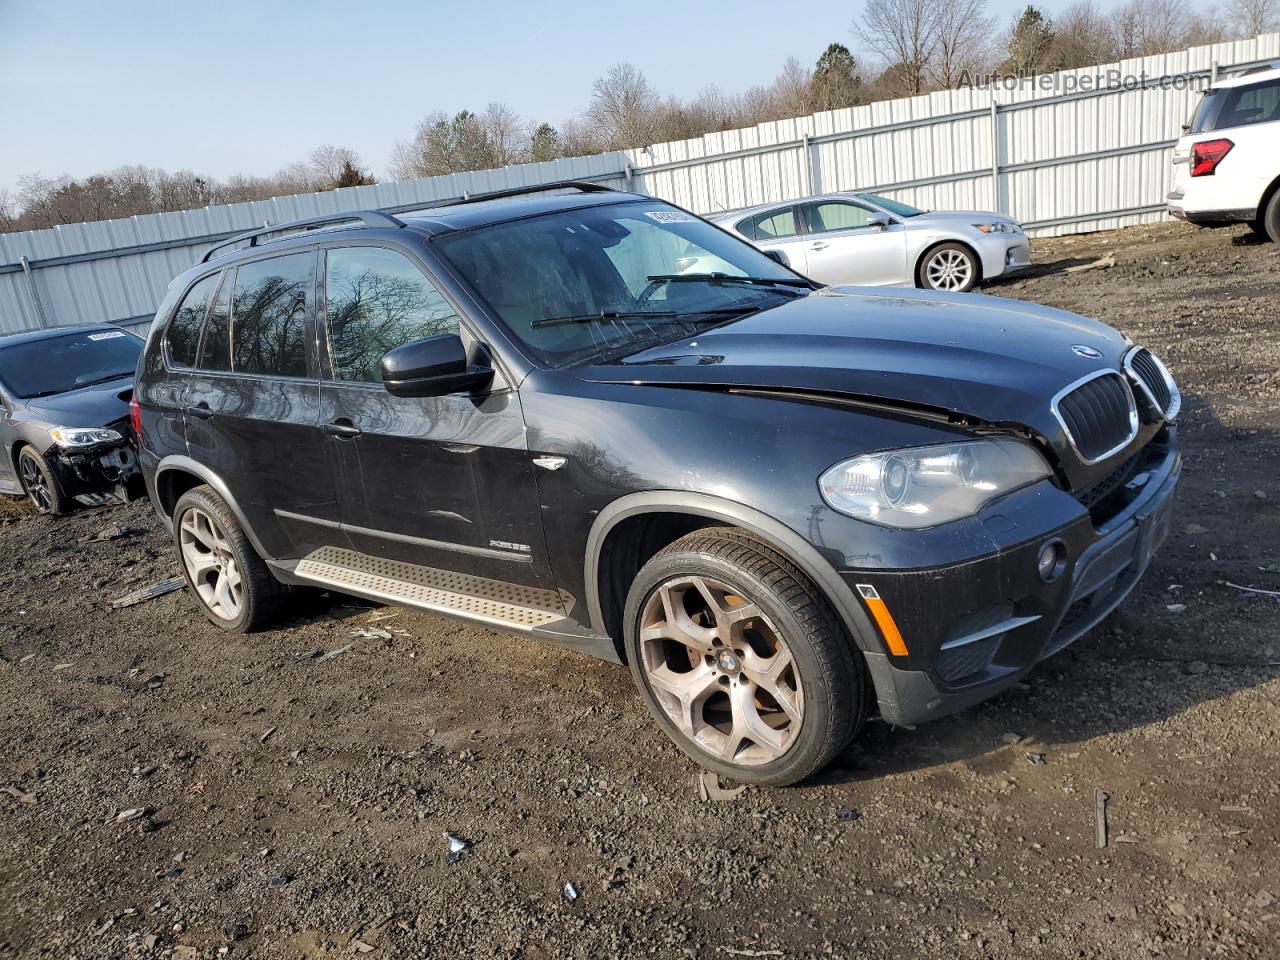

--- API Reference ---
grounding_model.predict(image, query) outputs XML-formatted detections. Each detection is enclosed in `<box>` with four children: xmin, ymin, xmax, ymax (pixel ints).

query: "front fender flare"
<box><xmin>584</xmin><ymin>491</ymin><xmax>880</xmax><ymax>654</ymax></box>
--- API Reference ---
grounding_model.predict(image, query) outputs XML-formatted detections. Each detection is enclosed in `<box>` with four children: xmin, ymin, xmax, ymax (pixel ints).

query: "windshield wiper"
<box><xmin>646</xmin><ymin>272</ymin><xmax>812</xmax><ymax>291</ymax></box>
<box><xmin>74</xmin><ymin>372</ymin><xmax>133</xmax><ymax>389</ymax></box>
<box><xmin>532</xmin><ymin>310</ymin><xmax>680</xmax><ymax>329</ymax></box>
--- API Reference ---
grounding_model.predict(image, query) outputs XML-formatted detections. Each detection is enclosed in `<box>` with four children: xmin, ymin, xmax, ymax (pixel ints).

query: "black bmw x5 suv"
<box><xmin>135</xmin><ymin>182</ymin><xmax>1180</xmax><ymax>785</ymax></box>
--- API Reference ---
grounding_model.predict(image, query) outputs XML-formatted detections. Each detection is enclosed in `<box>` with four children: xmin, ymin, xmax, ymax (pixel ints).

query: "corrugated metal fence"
<box><xmin>2</xmin><ymin>32</ymin><xmax>1277</xmax><ymax>337</ymax></box>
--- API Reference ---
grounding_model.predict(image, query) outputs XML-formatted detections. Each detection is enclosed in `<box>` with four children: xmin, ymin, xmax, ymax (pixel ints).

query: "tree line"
<box><xmin>4</xmin><ymin>0</ymin><xmax>1275</xmax><ymax>233</ymax></box>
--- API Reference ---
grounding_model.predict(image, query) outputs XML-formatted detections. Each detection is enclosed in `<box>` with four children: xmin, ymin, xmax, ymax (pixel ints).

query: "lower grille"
<box><xmin>937</xmin><ymin>636</ymin><xmax>1002</xmax><ymax>683</ymax></box>
<box><xmin>1053</xmin><ymin>371</ymin><xmax>1139</xmax><ymax>464</ymax></box>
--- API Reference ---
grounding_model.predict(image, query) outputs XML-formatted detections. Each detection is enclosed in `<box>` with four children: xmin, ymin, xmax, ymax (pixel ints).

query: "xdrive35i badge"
<box><xmin>1072</xmin><ymin>344</ymin><xmax>1103</xmax><ymax>359</ymax></box>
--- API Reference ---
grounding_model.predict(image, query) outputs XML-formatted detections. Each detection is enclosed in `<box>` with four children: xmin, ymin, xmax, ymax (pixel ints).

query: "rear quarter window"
<box><xmin>1194</xmin><ymin>77</ymin><xmax>1280</xmax><ymax>132</ymax></box>
<box><xmin>166</xmin><ymin>272</ymin><xmax>221</xmax><ymax>367</ymax></box>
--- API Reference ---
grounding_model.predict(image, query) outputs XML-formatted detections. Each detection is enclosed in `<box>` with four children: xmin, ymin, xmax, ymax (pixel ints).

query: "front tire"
<box><xmin>917</xmin><ymin>242</ymin><xmax>979</xmax><ymax>292</ymax></box>
<box><xmin>623</xmin><ymin>528</ymin><xmax>867</xmax><ymax>786</ymax></box>
<box><xmin>172</xmin><ymin>485</ymin><xmax>281</xmax><ymax>632</ymax></box>
<box><xmin>17</xmin><ymin>446</ymin><xmax>71</xmax><ymax>516</ymax></box>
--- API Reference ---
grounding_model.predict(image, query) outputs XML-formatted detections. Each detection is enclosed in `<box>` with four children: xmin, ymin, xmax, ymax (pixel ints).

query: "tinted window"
<box><xmin>859</xmin><ymin>193</ymin><xmax>923</xmax><ymax>217</ymax></box>
<box><xmin>324</xmin><ymin>247</ymin><xmax>461</xmax><ymax>383</ymax></box>
<box><xmin>755</xmin><ymin>208</ymin><xmax>799</xmax><ymax>239</ymax></box>
<box><xmin>167</xmin><ymin>272</ymin><xmax>220</xmax><ymax>367</ymax></box>
<box><xmin>0</xmin><ymin>330</ymin><xmax>141</xmax><ymax>399</ymax></box>
<box><xmin>227</xmin><ymin>253</ymin><xmax>312</xmax><ymax>378</ymax></box>
<box><xmin>1217</xmin><ymin>78</ymin><xmax>1280</xmax><ymax>129</ymax></box>
<box><xmin>734</xmin><ymin>216</ymin><xmax>758</xmax><ymax>241</ymax></box>
<box><xmin>198</xmin><ymin>270</ymin><xmax>233</xmax><ymax>372</ymax></box>
<box><xmin>1194</xmin><ymin>78</ymin><xmax>1280</xmax><ymax>132</ymax></box>
<box><xmin>807</xmin><ymin>202</ymin><xmax>874</xmax><ymax>233</ymax></box>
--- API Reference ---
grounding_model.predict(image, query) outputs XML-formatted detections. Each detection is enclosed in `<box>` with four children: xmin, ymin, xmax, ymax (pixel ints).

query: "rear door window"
<box><xmin>167</xmin><ymin>272</ymin><xmax>220</xmax><ymax>367</ymax></box>
<box><xmin>197</xmin><ymin>272</ymin><xmax>233</xmax><ymax>372</ymax></box>
<box><xmin>324</xmin><ymin>247</ymin><xmax>461</xmax><ymax>383</ymax></box>
<box><xmin>227</xmin><ymin>253</ymin><xmax>313</xmax><ymax>378</ymax></box>
<box><xmin>754</xmin><ymin>207</ymin><xmax>800</xmax><ymax>240</ymax></box>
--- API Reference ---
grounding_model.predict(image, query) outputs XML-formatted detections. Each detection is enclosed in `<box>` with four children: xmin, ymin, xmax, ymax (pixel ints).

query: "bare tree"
<box><xmin>588</xmin><ymin>63</ymin><xmax>658</xmax><ymax>148</ymax></box>
<box><xmin>309</xmin><ymin>145</ymin><xmax>367</xmax><ymax>187</ymax></box>
<box><xmin>1110</xmin><ymin>0</ymin><xmax>1191</xmax><ymax>57</ymax></box>
<box><xmin>932</xmin><ymin>0</ymin><xmax>997</xmax><ymax>87</ymax></box>
<box><xmin>1048</xmin><ymin>1</ymin><xmax>1117</xmax><ymax>69</ymax></box>
<box><xmin>855</xmin><ymin>0</ymin><xmax>945</xmax><ymax>94</ymax></box>
<box><xmin>1226</xmin><ymin>0</ymin><xmax>1278</xmax><ymax>34</ymax></box>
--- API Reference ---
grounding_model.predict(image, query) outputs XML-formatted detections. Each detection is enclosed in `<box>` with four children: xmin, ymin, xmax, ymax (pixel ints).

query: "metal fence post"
<box><xmin>990</xmin><ymin>99</ymin><xmax>1002</xmax><ymax>215</ymax></box>
<box><xmin>801</xmin><ymin>133</ymin><xmax>814</xmax><ymax>196</ymax></box>
<box><xmin>19</xmin><ymin>256</ymin><xmax>49</xmax><ymax>328</ymax></box>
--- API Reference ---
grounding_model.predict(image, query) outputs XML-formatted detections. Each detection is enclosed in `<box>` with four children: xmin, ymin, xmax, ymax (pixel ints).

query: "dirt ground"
<box><xmin>1</xmin><ymin>220</ymin><xmax>1278</xmax><ymax>960</ymax></box>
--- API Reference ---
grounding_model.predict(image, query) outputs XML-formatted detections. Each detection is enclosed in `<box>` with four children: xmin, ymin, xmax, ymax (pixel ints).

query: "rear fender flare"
<box><xmin>154</xmin><ymin>455</ymin><xmax>276</xmax><ymax>562</ymax></box>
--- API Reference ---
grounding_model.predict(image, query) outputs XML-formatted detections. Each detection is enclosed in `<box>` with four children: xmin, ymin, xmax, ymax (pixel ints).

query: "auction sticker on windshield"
<box><xmin>644</xmin><ymin>210</ymin><xmax>697</xmax><ymax>224</ymax></box>
<box><xmin>88</xmin><ymin>331</ymin><xmax>127</xmax><ymax>341</ymax></box>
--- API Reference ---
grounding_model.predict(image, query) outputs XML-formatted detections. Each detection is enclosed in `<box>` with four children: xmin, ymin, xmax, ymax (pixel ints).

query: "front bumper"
<box><xmin>978</xmin><ymin>233</ymin><xmax>1032</xmax><ymax>279</ymax></box>
<box><xmin>48</xmin><ymin>439</ymin><xmax>144</xmax><ymax>505</ymax></box>
<box><xmin>853</xmin><ymin>435</ymin><xmax>1180</xmax><ymax>726</ymax></box>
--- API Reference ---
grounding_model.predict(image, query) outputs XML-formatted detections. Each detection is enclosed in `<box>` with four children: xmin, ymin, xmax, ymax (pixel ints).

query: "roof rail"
<box><xmin>201</xmin><ymin>210</ymin><xmax>404</xmax><ymax>263</ymax></box>
<box><xmin>440</xmin><ymin>180</ymin><xmax>617</xmax><ymax>207</ymax></box>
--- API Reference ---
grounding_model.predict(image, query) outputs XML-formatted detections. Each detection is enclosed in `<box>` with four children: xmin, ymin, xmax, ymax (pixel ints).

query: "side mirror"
<box><xmin>762</xmin><ymin>248</ymin><xmax>790</xmax><ymax>267</ymax></box>
<box><xmin>866</xmin><ymin>213</ymin><xmax>891</xmax><ymax>229</ymax></box>
<box><xmin>380</xmin><ymin>334</ymin><xmax>493</xmax><ymax>398</ymax></box>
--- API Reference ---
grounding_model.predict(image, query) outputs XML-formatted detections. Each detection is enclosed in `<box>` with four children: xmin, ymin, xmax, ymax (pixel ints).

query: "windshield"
<box><xmin>434</xmin><ymin>201</ymin><xmax>808</xmax><ymax>366</ymax></box>
<box><xmin>0</xmin><ymin>329</ymin><xmax>141</xmax><ymax>399</ymax></box>
<box><xmin>859</xmin><ymin>193</ymin><xmax>925</xmax><ymax>217</ymax></box>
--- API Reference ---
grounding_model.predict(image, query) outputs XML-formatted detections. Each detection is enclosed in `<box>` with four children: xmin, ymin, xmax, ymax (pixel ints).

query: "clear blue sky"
<box><xmin>3</xmin><ymin>0</ymin><xmax>1044</xmax><ymax>193</ymax></box>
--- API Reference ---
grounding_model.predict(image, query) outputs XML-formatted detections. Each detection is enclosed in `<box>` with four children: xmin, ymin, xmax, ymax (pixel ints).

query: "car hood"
<box><xmin>904</xmin><ymin>210</ymin><xmax>1021</xmax><ymax>230</ymax></box>
<box><xmin>21</xmin><ymin>376</ymin><xmax>134</xmax><ymax>427</ymax></box>
<box><xmin>575</xmin><ymin>288</ymin><xmax>1134</xmax><ymax>487</ymax></box>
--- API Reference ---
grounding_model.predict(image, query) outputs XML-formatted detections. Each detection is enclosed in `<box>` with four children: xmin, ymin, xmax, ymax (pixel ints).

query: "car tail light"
<box><xmin>1190</xmin><ymin>138</ymin><xmax>1233</xmax><ymax>177</ymax></box>
<box><xmin>129</xmin><ymin>395</ymin><xmax>142</xmax><ymax>439</ymax></box>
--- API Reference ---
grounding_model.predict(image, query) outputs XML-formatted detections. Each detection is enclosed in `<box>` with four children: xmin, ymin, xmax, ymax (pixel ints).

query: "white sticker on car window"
<box><xmin>88</xmin><ymin>331</ymin><xmax>126</xmax><ymax>341</ymax></box>
<box><xmin>644</xmin><ymin>210</ymin><xmax>697</xmax><ymax>224</ymax></box>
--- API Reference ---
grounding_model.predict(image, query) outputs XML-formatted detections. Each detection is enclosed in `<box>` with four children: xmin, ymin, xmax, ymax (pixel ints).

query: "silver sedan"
<box><xmin>709</xmin><ymin>192</ymin><xmax>1031</xmax><ymax>292</ymax></box>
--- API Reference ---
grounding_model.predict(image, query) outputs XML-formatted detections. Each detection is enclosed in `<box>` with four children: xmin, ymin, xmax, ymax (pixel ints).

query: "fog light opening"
<box><xmin>1037</xmin><ymin>539</ymin><xmax>1067</xmax><ymax>582</ymax></box>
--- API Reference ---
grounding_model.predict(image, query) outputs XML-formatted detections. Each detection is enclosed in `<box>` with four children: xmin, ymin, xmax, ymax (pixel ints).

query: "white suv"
<box><xmin>1168</xmin><ymin>66</ymin><xmax>1280</xmax><ymax>242</ymax></box>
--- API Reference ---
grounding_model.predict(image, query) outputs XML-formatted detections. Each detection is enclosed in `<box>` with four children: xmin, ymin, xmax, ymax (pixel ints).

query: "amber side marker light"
<box><xmin>855</xmin><ymin>584</ymin><xmax>909</xmax><ymax>657</ymax></box>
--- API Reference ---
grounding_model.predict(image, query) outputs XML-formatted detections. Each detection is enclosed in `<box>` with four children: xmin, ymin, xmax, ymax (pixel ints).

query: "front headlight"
<box><xmin>49</xmin><ymin>427</ymin><xmax>123</xmax><ymax>448</ymax></box>
<box><xmin>973</xmin><ymin>222</ymin><xmax>1015</xmax><ymax>234</ymax></box>
<box><xmin>818</xmin><ymin>439</ymin><xmax>1052</xmax><ymax>529</ymax></box>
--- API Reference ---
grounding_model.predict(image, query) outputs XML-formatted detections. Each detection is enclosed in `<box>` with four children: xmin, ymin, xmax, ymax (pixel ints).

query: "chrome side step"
<box><xmin>293</xmin><ymin>546</ymin><xmax>571</xmax><ymax>631</ymax></box>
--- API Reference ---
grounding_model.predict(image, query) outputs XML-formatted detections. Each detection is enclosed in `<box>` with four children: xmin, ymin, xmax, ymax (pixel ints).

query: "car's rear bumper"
<box><xmin>1167</xmin><ymin>193</ymin><xmax>1257</xmax><ymax>225</ymax></box>
<box><xmin>848</xmin><ymin>435</ymin><xmax>1180</xmax><ymax>727</ymax></box>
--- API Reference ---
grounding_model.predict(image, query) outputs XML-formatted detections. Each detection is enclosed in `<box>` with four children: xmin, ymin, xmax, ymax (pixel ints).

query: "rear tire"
<box><xmin>17</xmin><ymin>446</ymin><xmax>71</xmax><ymax>516</ymax></box>
<box><xmin>623</xmin><ymin>527</ymin><xmax>867</xmax><ymax>786</ymax></box>
<box><xmin>1261</xmin><ymin>191</ymin><xmax>1280</xmax><ymax>244</ymax></box>
<box><xmin>172</xmin><ymin>485</ymin><xmax>281</xmax><ymax>632</ymax></box>
<box><xmin>917</xmin><ymin>242</ymin><xmax>980</xmax><ymax>292</ymax></box>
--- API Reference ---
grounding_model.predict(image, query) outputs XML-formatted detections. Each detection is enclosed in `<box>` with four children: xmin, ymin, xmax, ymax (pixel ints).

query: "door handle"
<box><xmin>325</xmin><ymin>418</ymin><xmax>362</xmax><ymax>439</ymax></box>
<box><xmin>810</xmin><ymin>241</ymin><xmax>828</xmax><ymax>251</ymax></box>
<box><xmin>185</xmin><ymin>403</ymin><xmax>213</xmax><ymax>420</ymax></box>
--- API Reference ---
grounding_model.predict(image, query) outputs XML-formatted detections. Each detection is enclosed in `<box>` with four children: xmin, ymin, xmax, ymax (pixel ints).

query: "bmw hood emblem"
<box><xmin>1072</xmin><ymin>344</ymin><xmax>1103</xmax><ymax>359</ymax></box>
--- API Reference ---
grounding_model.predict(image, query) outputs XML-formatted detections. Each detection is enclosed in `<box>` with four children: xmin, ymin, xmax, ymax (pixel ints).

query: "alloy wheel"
<box><xmin>179</xmin><ymin>506</ymin><xmax>243</xmax><ymax>621</ymax></box>
<box><xmin>19</xmin><ymin>455</ymin><xmax>51</xmax><ymax>512</ymax></box>
<box><xmin>637</xmin><ymin>575</ymin><xmax>803</xmax><ymax>765</ymax></box>
<box><xmin>925</xmin><ymin>248</ymin><xmax>974</xmax><ymax>291</ymax></box>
